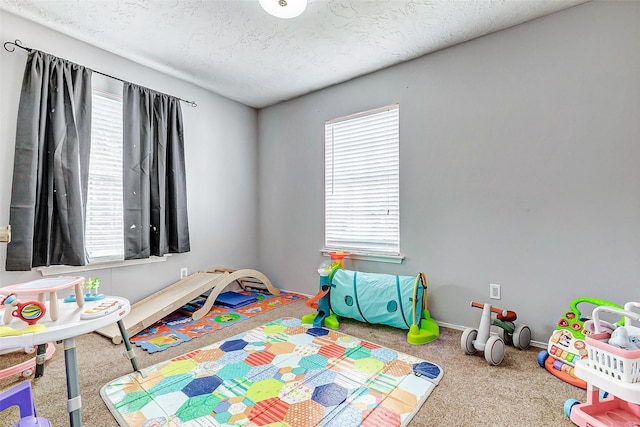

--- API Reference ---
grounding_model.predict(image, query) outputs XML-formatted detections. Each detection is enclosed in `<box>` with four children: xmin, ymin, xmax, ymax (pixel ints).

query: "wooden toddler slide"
<box><xmin>95</xmin><ymin>267</ymin><xmax>280</xmax><ymax>344</ymax></box>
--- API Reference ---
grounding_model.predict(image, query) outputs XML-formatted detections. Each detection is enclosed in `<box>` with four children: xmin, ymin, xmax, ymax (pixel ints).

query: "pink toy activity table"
<box><xmin>0</xmin><ymin>276</ymin><xmax>85</xmax><ymax>322</ymax></box>
<box><xmin>0</xmin><ymin>296</ymin><xmax>139</xmax><ymax>427</ymax></box>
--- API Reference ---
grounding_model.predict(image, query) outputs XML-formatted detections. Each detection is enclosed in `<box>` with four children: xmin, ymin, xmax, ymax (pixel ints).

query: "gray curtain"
<box><xmin>122</xmin><ymin>83</ymin><xmax>190</xmax><ymax>259</ymax></box>
<box><xmin>6</xmin><ymin>51</ymin><xmax>92</xmax><ymax>271</ymax></box>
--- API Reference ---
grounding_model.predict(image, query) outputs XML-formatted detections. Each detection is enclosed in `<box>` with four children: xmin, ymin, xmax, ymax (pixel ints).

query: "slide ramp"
<box><xmin>96</xmin><ymin>268</ymin><xmax>279</xmax><ymax>344</ymax></box>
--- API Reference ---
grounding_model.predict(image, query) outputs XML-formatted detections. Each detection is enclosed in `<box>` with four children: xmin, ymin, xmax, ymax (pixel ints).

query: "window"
<box><xmin>324</xmin><ymin>104</ymin><xmax>400</xmax><ymax>255</ymax></box>
<box><xmin>85</xmin><ymin>89</ymin><xmax>124</xmax><ymax>262</ymax></box>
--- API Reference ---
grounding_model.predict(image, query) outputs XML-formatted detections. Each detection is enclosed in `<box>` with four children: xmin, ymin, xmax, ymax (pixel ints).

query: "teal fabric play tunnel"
<box><xmin>330</xmin><ymin>269</ymin><xmax>421</xmax><ymax>330</ymax></box>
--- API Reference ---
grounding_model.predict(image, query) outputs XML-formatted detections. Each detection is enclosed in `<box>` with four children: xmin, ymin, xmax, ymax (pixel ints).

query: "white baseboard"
<box><xmin>291</xmin><ymin>293</ymin><xmax>548</xmax><ymax>350</ymax></box>
<box><xmin>436</xmin><ymin>320</ymin><xmax>547</xmax><ymax>349</ymax></box>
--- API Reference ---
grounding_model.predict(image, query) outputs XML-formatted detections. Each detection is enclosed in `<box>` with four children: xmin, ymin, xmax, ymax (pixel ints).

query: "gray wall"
<box><xmin>0</xmin><ymin>11</ymin><xmax>259</xmax><ymax>302</ymax></box>
<box><xmin>1</xmin><ymin>2</ymin><xmax>638</xmax><ymax>343</ymax></box>
<box><xmin>257</xmin><ymin>1</ymin><xmax>640</xmax><ymax>341</ymax></box>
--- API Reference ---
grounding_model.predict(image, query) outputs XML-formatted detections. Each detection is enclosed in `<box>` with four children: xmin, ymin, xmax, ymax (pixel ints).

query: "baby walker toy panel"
<box><xmin>550</xmin><ymin>301</ymin><xmax>620</xmax><ymax>363</ymax></box>
<box><xmin>539</xmin><ymin>298</ymin><xmax>623</xmax><ymax>389</ymax></box>
<box><xmin>543</xmin><ymin>311</ymin><xmax>589</xmax><ymax>384</ymax></box>
<box><xmin>547</xmin><ymin>326</ymin><xmax>587</xmax><ymax>368</ymax></box>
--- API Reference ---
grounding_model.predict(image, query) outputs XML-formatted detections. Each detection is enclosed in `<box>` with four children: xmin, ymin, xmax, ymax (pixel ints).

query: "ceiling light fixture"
<box><xmin>259</xmin><ymin>0</ymin><xmax>307</xmax><ymax>19</ymax></box>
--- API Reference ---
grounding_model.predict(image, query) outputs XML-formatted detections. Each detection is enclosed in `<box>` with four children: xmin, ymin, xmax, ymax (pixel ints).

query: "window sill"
<box><xmin>37</xmin><ymin>256</ymin><xmax>168</xmax><ymax>277</ymax></box>
<box><xmin>319</xmin><ymin>249</ymin><xmax>404</xmax><ymax>264</ymax></box>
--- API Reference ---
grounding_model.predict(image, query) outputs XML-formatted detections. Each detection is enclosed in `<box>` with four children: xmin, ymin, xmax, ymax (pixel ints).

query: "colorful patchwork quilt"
<box><xmin>102</xmin><ymin>318</ymin><xmax>442</xmax><ymax>426</ymax></box>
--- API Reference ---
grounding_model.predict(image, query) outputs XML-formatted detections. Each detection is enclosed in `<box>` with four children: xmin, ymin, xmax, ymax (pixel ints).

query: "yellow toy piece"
<box><xmin>0</xmin><ymin>323</ymin><xmax>46</xmax><ymax>337</ymax></box>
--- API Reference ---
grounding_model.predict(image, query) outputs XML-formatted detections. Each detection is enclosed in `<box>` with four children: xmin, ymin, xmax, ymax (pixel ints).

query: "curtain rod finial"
<box><xmin>4</xmin><ymin>39</ymin><xmax>26</xmax><ymax>53</ymax></box>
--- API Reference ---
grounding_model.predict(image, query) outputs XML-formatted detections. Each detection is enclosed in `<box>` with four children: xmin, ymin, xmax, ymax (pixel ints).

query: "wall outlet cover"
<box><xmin>490</xmin><ymin>283</ymin><xmax>501</xmax><ymax>300</ymax></box>
<box><xmin>0</xmin><ymin>225</ymin><xmax>10</xmax><ymax>243</ymax></box>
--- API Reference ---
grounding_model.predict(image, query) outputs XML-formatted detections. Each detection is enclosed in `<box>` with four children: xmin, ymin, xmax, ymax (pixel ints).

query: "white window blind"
<box><xmin>86</xmin><ymin>90</ymin><xmax>124</xmax><ymax>262</ymax></box>
<box><xmin>325</xmin><ymin>104</ymin><xmax>400</xmax><ymax>255</ymax></box>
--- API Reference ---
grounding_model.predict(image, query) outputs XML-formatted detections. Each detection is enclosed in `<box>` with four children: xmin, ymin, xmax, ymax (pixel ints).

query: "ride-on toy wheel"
<box><xmin>537</xmin><ymin>350</ymin><xmax>548</xmax><ymax>368</ymax></box>
<box><xmin>513</xmin><ymin>324</ymin><xmax>531</xmax><ymax>350</ymax></box>
<box><xmin>461</xmin><ymin>328</ymin><xmax>478</xmax><ymax>355</ymax></box>
<box><xmin>484</xmin><ymin>335</ymin><xmax>505</xmax><ymax>365</ymax></box>
<box><xmin>497</xmin><ymin>321</ymin><xmax>514</xmax><ymax>345</ymax></box>
<box><xmin>563</xmin><ymin>398</ymin><xmax>580</xmax><ymax>418</ymax></box>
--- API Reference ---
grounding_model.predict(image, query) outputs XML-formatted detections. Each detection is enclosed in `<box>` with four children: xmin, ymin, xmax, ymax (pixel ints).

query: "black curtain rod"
<box><xmin>4</xmin><ymin>39</ymin><xmax>197</xmax><ymax>107</ymax></box>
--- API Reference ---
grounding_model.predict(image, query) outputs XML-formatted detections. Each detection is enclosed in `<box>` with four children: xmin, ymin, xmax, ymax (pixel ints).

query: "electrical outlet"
<box><xmin>0</xmin><ymin>225</ymin><xmax>10</xmax><ymax>243</ymax></box>
<box><xmin>490</xmin><ymin>283</ymin><xmax>501</xmax><ymax>300</ymax></box>
<box><xmin>180</xmin><ymin>267</ymin><xmax>188</xmax><ymax>279</ymax></box>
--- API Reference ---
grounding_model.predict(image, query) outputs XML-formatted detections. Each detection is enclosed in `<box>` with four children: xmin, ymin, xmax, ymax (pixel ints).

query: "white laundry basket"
<box><xmin>584</xmin><ymin>303</ymin><xmax>640</xmax><ymax>384</ymax></box>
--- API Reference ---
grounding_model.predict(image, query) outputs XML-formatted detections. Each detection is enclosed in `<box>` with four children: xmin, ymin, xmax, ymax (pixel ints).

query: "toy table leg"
<box><xmin>74</xmin><ymin>283</ymin><xmax>85</xmax><ymax>307</ymax></box>
<box><xmin>63</xmin><ymin>337</ymin><xmax>82</xmax><ymax>427</ymax></box>
<box><xmin>117</xmin><ymin>319</ymin><xmax>139</xmax><ymax>372</ymax></box>
<box><xmin>49</xmin><ymin>292</ymin><xmax>59</xmax><ymax>321</ymax></box>
<box><xmin>2</xmin><ymin>307</ymin><xmax>12</xmax><ymax>325</ymax></box>
<box><xmin>35</xmin><ymin>343</ymin><xmax>47</xmax><ymax>378</ymax></box>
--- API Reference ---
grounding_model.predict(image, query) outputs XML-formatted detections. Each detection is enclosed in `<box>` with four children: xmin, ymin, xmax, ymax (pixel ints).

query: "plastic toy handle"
<box><xmin>624</xmin><ymin>302</ymin><xmax>640</xmax><ymax>313</ymax></box>
<box><xmin>0</xmin><ymin>293</ymin><xmax>16</xmax><ymax>306</ymax></box>
<box><xmin>2</xmin><ymin>309</ymin><xmax>11</xmax><ymax>325</ymax></box>
<box><xmin>470</xmin><ymin>301</ymin><xmax>517</xmax><ymax>322</ymax></box>
<box><xmin>593</xmin><ymin>306</ymin><xmax>640</xmax><ymax>334</ymax></box>
<box><xmin>569</xmin><ymin>297</ymin><xmax>622</xmax><ymax>319</ymax></box>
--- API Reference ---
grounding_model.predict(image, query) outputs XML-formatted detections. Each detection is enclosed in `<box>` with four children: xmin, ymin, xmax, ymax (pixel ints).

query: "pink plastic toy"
<box><xmin>565</xmin><ymin>303</ymin><xmax>640</xmax><ymax>426</ymax></box>
<box><xmin>0</xmin><ymin>343</ymin><xmax>55</xmax><ymax>379</ymax></box>
<box><xmin>0</xmin><ymin>276</ymin><xmax>85</xmax><ymax>322</ymax></box>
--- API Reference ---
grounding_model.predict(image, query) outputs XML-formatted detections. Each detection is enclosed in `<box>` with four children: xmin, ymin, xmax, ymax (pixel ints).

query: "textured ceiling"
<box><xmin>0</xmin><ymin>0</ymin><xmax>587</xmax><ymax>108</ymax></box>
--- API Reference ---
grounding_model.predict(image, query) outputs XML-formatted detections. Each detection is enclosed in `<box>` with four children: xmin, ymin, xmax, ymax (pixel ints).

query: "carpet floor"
<box><xmin>1</xmin><ymin>299</ymin><xmax>586</xmax><ymax>426</ymax></box>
